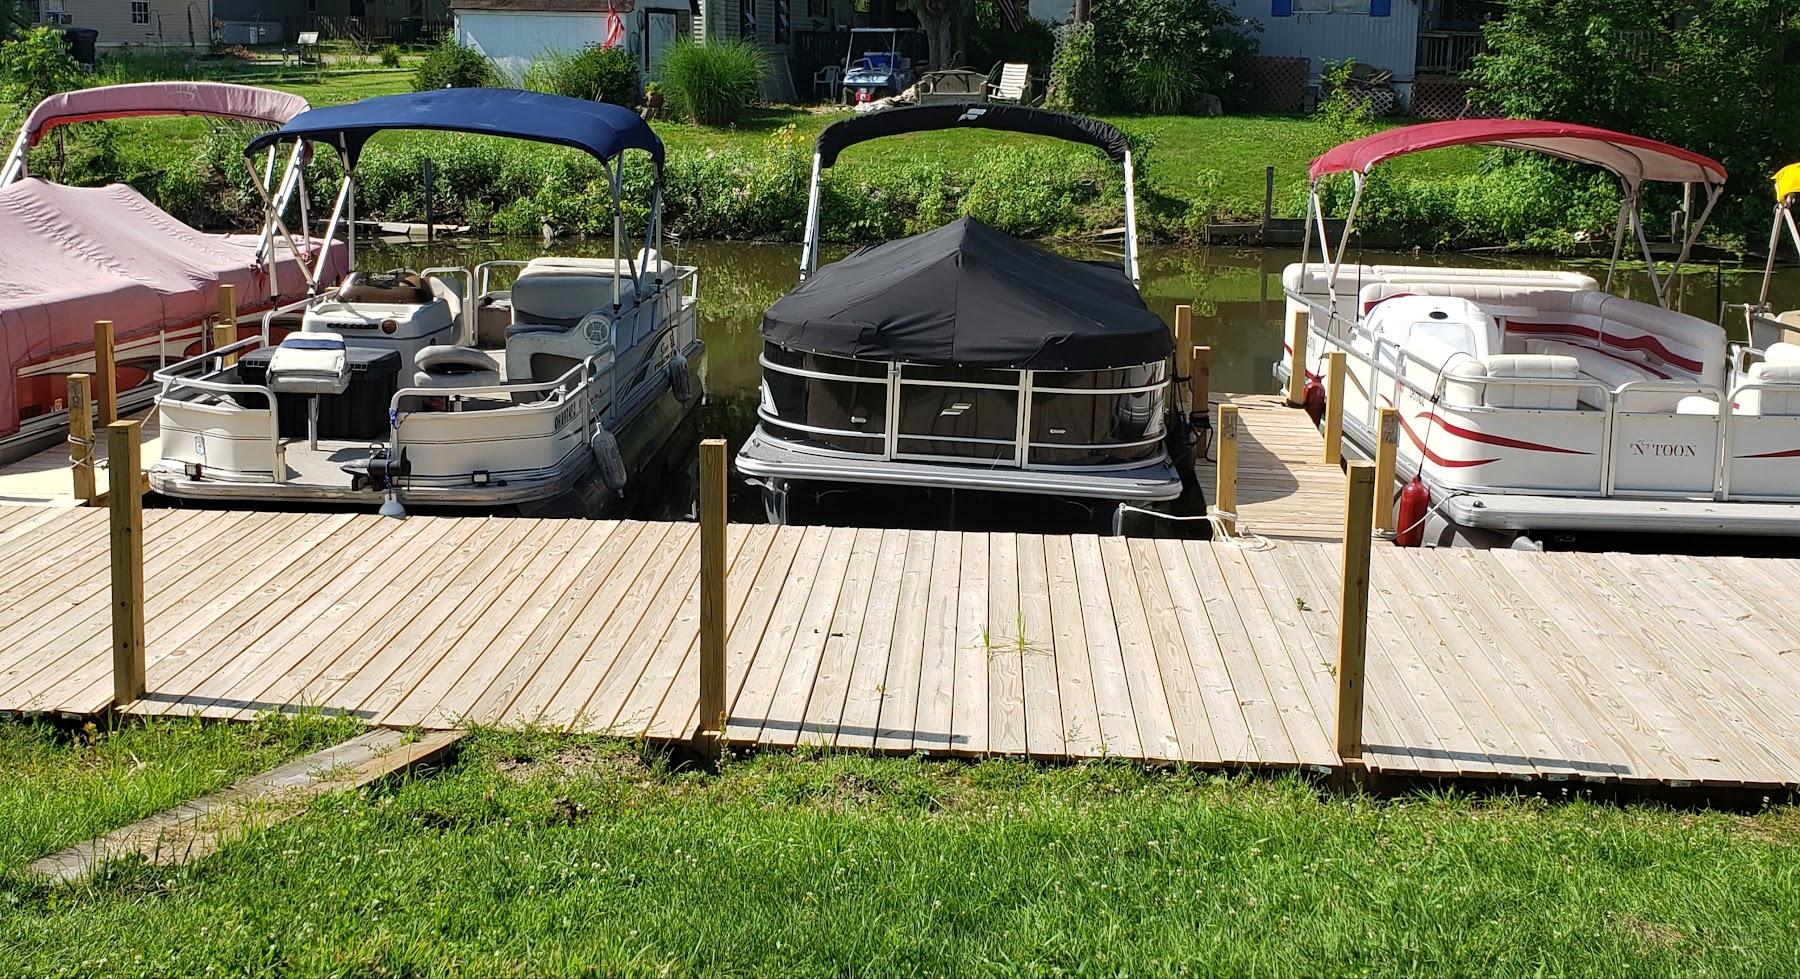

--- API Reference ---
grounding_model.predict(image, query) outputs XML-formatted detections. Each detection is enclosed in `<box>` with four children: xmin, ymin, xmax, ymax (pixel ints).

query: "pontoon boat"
<box><xmin>147</xmin><ymin>89</ymin><xmax>702</xmax><ymax>515</ymax></box>
<box><xmin>0</xmin><ymin>82</ymin><xmax>343</xmax><ymax>465</ymax></box>
<box><xmin>1280</xmin><ymin>119</ymin><xmax>1800</xmax><ymax>544</ymax></box>
<box><xmin>737</xmin><ymin>103</ymin><xmax>1187</xmax><ymax>529</ymax></box>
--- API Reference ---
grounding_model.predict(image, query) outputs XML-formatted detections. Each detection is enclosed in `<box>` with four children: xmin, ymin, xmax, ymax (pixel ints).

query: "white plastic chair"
<box><xmin>987</xmin><ymin>63</ymin><xmax>1029</xmax><ymax>104</ymax></box>
<box><xmin>814</xmin><ymin>65</ymin><xmax>841</xmax><ymax>103</ymax></box>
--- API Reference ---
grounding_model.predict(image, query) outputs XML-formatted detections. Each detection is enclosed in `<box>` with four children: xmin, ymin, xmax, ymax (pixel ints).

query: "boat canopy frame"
<box><xmin>1302</xmin><ymin>119</ymin><xmax>1728</xmax><ymax>312</ymax></box>
<box><xmin>0</xmin><ymin>81</ymin><xmax>319</xmax><ymax>298</ymax></box>
<box><xmin>798</xmin><ymin>103</ymin><xmax>1142</xmax><ymax>286</ymax></box>
<box><xmin>242</xmin><ymin>88</ymin><xmax>671</xmax><ymax>301</ymax></box>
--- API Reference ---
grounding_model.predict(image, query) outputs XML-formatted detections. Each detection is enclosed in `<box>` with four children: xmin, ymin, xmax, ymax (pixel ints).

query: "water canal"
<box><xmin>356</xmin><ymin>236</ymin><xmax>1800</xmax><ymax>532</ymax></box>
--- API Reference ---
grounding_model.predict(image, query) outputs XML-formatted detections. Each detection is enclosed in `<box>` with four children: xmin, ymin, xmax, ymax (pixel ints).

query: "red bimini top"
<box><xmin>1309</xmin><ymin>119</ymin><xmax>1727</xmax><ymax>188</ymax></box>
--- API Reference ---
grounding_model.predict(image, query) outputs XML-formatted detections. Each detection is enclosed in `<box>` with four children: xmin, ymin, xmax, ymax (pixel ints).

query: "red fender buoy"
<box><xmin>1395</xmin><ymin>475</ymin><xmax>1430</xmax><ymax>548</ymax></box>
<box><xmin>1302</xmin><ymin>374</ymin><xmax>1326</xmax><ymax>425</ymax></box>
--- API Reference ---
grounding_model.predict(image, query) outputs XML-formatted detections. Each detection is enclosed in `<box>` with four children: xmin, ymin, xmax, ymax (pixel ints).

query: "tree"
<box><xmin>900</xmin><ymin>0</ymin><xmax>968</xmax><ymax>70</ymax></box>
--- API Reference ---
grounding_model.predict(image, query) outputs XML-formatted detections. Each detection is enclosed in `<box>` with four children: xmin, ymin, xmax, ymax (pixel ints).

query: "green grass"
<box><xmin>4</xmin><ymin>722</ymin><xmax>1799</xmax><ymax>976</ymax></box>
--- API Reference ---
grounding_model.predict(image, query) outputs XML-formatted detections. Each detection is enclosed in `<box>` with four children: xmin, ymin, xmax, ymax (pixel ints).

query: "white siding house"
<box><xmin>1229</xmin><ymin>0</ymin><xmax>1422</xmax><ymax>101</ymax></box>
<box><xmin>24</xmin><ymin>0</ymin><xmax>213</xmax><ymax>50</ymax></box>
<box><xmin>451</xmin><ymin>0</ymin><xmax>693</xmax><ymax>85</ymax></box>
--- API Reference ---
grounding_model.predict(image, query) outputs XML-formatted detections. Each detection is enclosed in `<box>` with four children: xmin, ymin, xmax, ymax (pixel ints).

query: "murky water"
<box><xmin>362</xmin><ymin>235</ymin><xmax>1799</xmax><ymax>527</ymax></box>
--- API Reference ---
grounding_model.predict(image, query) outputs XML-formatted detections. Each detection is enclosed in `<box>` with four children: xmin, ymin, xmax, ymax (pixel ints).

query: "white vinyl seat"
<box><xmin>1740</xmin><ymin>362</ymin><xmax>1800</xmax><ymax>416</ymax></box>
<box><xmin>1676</xmin><ymin>395</ymin><xmax>1721</xmax><ymax>415</ymax></box>
<box><xmin>506</xmin><ymin>268</ymin><xmax>617</xmax><ymax>383</ymax></box>
<box><xmin>1522</xmin><ymin>338</ymin><xmax>1674</xmax><ymax>411</ymax></box>
<box><xmin>413</xmin><ymin>344</ymin><xmax>500</xmax><ymax>390</ymax></box>
<box><xmin>1764</xmin><ymin>341</ymin><xmax>1800</xmax><ymax>366</ymax></box>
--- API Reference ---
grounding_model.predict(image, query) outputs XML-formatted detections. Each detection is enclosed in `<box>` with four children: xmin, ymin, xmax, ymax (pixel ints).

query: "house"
<box><xmin>213</xmin><ymin>0</ymin><xmax>451</xmax><ymax>45</ymax></box>
<box><xmin>1228</xmin><ymin>0</ymin><xmax>1501</xmax><ymax>113</ymax></box>
<box><xmin>19</xmin><ymin>0</ymin><xmax>214</xmax><ymax>51</ymax></box>
<box><xmin>450</xmin><ymin>0</ymin><xmax>696</xmax><ymax>86</ymax></box>
<box><xmin>692</xmin><ymin>0</ymin><xmax>876</xmax><ymax>101</ymax></box>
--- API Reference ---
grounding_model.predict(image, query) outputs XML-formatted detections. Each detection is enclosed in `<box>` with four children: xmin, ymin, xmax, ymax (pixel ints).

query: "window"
<box><xmin>131</xmin><ymin>0</ymin><xmax>149</xmax><ymax>24</ymax></box>
<box><xmin>739</xmin><ymin>0</ymin><xmax>755</xmax><ymax>38</ymax></box>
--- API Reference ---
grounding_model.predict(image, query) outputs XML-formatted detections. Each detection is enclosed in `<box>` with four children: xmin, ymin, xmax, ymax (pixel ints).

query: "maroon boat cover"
<box><xmin>0</xmin><ymin>179</ymin><xmax>346</xmax><ymax>436</ymax></box>
<box><xmin>18</xmin><ymin>82</ymin><xmax>311</xmax><ymax>147</ymax></box>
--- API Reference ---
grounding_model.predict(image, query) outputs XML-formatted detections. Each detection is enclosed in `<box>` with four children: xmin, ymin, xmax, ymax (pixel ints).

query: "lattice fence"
<box><xmin>1245</xmin><ymin>55</ymin><xmax>1309</xmax><ymax>112</ymax></box>
<box><xmin>1410</xmin><ymin>75</ymin><xmax>1500</xmax><ymax>120</ymax></box>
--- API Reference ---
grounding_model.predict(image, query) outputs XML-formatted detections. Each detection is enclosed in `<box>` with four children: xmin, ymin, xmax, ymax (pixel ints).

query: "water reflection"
<box><xmin>363</xmin><ymin>235</ymin><xmax>1791</xmax><ymax>527</ymax></box>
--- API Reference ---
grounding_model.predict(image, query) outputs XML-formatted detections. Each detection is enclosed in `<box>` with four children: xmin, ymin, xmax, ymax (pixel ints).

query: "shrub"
<box><xmin>1047</xmin><ymin>22</ymin><xmax>1103</xmax><ymax>114</ymax></box>
<box><xmin>1090</xmin><ymin>0</ymin><xmax>1257</xmax><ymax>114</ymax></box>
<box><xmin>413</xmin><ymin>36</ymin><xmax>494</xmax><ymax>91</ymax></box>
<box><xmin>0</xmin><ymin>25</ymin><xmax>81</xmax><ymax>106</ymax></box>
<box><xmin>522</xmin><ymin>44</ymin><xmax>639</xmax><ymax>105</ymax></box>
<box><xmin>660</xmin><ymin>39</ymin><xmax>765</xmax><ymax>126</ymax></box>
<box><xmin>379</xmin><ymin>44</ymin><xmax>402</xmax><ymax>68</ymax></box>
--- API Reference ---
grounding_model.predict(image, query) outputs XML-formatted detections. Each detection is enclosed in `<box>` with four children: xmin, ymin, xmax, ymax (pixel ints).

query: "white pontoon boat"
<box><xmin>148</xmin><ymin>89</ymin><xmax>702</xmax><ymax>514</ymax></box>
<box><xmin>0</xmin><ymin>82</ymin><xmax>343</xmax><ymax>465</ymax></box>
<box><xmin>1279</xmin><ymin>119</ymin><xmax>1800</xmax><ymax>545</ymax></box>
<box><xmin>737</xmin><ymin>104</ymin><xmax>1188</xmax><ymax>528</ymax></box>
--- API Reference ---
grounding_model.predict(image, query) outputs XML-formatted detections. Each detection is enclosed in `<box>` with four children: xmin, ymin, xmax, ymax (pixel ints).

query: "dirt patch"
<box><xmin>493</xmin><ymin>741</ymin><xmax>655</xmax><ymax>786</ymax></box>
<box><xmin>1614</xmin><ymin>915</ymin><xmax>1685</xmax><ymax>949</ymax></box>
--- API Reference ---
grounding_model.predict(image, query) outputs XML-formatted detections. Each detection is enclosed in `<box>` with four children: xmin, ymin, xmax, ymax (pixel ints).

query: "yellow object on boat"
<box><xmin>1776</xmin><ymin>163</ymin><xmax>1800</xmax><ymax>201</ymax></box>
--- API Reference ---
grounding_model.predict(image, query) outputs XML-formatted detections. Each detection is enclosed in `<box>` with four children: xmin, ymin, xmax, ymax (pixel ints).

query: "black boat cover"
<box><xmin>815</xmin><ymin>103</ymin><xmax>1130</xmax><ymax>167</ymax></box>
<box><xmin>762</xmin><ymin>216</ymin><xmax>1171</xmax><ymax>370</ymax></box>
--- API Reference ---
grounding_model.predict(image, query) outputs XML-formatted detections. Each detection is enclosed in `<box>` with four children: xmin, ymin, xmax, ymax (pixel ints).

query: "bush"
<box><xmin>1090</xmin><ymin>0</ymin><xmax>1257</xmax><ymax>114</ymax></box>
<box><xmin>1047</xmin><ymin>22</ymin><xmax>1104</xmax><ymax>114</ymax></box>
<box><xmin>413</xmin><ymin>36</ymin><xmax>494</xmax><ymax>91</ymax></box>
<box><xmin>660</xmin><ymin>39</ymin><xmax>765</xmax><ymax>126</ymax></box>
<box><xmin>1470</xmin><ymin>0</ymin><xmax>1800</xmax><ymax>248</ymax></box>
<box><xmin>0</xmin><ymin>25</ymin><xmax>81</xmax><ymax>106</ymax></box>
<box><xmin>522</xmin><ymin>44</ymin><xmax>639</xmax><ymax>106</ymax></box>
<box><xmin>379</xmin><ymin>44</ymin><xmax>402</xmax><ymax>68</ymax></box>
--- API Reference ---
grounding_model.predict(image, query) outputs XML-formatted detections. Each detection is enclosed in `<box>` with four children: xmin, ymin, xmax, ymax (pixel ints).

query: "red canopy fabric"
<box><xmin>19</xmin><ymin>82</ymin><xmax>311</xmax><ymax>148</ymax></box>
<box><xmin>0</xmin><ymin>180</ymin><xmax>346</xmax><ymax>438</ymax></box>
<box><xmin>1309</xmin><ymin>119</ymin><xmax>1727</xmax><ymax>187</ymax></box>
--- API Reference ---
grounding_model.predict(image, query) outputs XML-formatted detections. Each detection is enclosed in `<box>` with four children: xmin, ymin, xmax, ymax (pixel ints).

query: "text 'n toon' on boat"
<box><xmin>736</xmin><ymin>103</ymin><xmax>1195</xmax><ymax>532</ymax></box>
<box><xmin>1278</xmin><ymin>119</ymin><xmax>1800</xmax><ymax>547</ymax></box>
<box><xmin>0</xmin><ymin>81</ymin><xmax>344</xmax><ymax>465</ymax></box>
<box><xmin>147</xmin><ymin>88</ymin><xmax>703</xmax><ymax>515</ymax></box>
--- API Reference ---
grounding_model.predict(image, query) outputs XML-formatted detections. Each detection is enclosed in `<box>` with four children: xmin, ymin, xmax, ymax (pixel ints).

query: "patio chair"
<box><xmin>813</xmin><ymin>65</ymin><xmax>841</xmax><ymax>103</ymax></box>
<box><xmin>987</xmin><ymin>62</ymin><xmax>1029</xmax><ymax>104</ymax></box>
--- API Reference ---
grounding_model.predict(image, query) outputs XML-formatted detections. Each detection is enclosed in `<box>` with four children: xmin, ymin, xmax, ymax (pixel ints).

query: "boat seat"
<box><xmin>1522</xmin><ymin>338</ymin><xmax>1677</xmax><ymax>411</ymax></box>
<box><xmin>507</xmin><ymin>270</ymin><xmax>616</xmax><ymax>384</ymax></box>
<box><xmin>1740</xmin><ymin>362</ymin><xmax>1800</xmax><ymax>416</ymax></box>
<box><xmin>1442</xmin><ymin>354</ymin><xmax>1581</xmax><ymax>410</ymax></box>
<box><xmin>1765</xmin><ymin>341</ymin><xmax>1800</xmax><ymax>366</ymax></box>
<box><xmin>1677</xmin><ymin>395</ymin><xmax>1722</xmax><ymax>415</ymax></box>
<box><xmin>413</xmin><ymin>344</ymin><xmax>500</xmax><ymax>390</ymax></box>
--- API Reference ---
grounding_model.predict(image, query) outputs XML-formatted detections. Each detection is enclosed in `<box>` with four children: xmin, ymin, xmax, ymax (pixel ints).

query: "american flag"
<box><xmin>995</xmin><ymin>0</ymin><xmax>1023</xmax><ymax>32</ymax></box>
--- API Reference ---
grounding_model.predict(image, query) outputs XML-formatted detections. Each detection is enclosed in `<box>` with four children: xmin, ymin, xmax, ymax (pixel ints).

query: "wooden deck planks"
<box><xmin>0</xmin><ymin>504</ymin><xmax>1798</xmax><ymax>788</ymax></box>
<box><xmin>1193</xmin><ymin>394</ymin><xmax>1349</xmax><ymax>542</ymax></box>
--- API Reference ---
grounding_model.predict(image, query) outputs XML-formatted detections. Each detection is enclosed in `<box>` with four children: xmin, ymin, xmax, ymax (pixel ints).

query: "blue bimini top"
<box><xmin>244</xmin><ymin>87</ymin><xmax>665</xmax><ymax>171</ymax></box>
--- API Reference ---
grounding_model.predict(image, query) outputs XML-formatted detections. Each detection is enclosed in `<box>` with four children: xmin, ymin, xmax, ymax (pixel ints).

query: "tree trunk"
<box><xmin>1073</xmin><ymin>0</ymin><xmax>1089</xmax><ymax>25</ymax></box>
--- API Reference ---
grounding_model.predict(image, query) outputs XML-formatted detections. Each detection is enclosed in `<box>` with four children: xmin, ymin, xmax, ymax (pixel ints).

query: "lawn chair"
<box><xmin>987</xmin><ymin>62</ymin><xmax>1029</xmax><ymax>104</ymax></box>
<box><xmin>296</xmin><ymin>31</ymin><xmax>321</xmax><ymax>67</ymax></box>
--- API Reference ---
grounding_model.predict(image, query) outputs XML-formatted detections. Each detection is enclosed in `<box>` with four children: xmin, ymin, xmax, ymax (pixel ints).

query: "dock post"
<box><xmin>1189</xmin><ymin>345</ymin><xmax>1211</xmax><ymax>426</ymax></box>
<box><xmin>1286</xmin><ymin>310</ymin><xmax>1309</xmax><ymax>406</ymax></box>
<box><xmin>1322</xmin><ymin>350</ymin><xmax>1347</xmax><ymax>465</ymax></box>
<box><xmin>1214</xmin><ymin>403</ymin><xmax>1238</xmax><ymax>536</ymax></box>
<box><xmin>697</xmin><ymin>438</ymin><xmax>728</xmax><ymax>751</ymax></box>
<box><xmin>68</xmin><ymin>374</ymin><xmax>97</xmax><ymax>506</ymax></box>
<box><xmin>93</xmin><ymin>320</ymin><xmax>117</xmax><ymax>427</ymax></box>
<box><xmin>108</xmin><ymin>420</ymin><xmax>145</xmax><ymax>709</ymax></box>
<box><xmin>1336</xmin><ymin>461</ymin><xmax>1375</xmax><ymax>760</ymax></box>
<box><xmin>1261</xmin><ymin>166</ymin><xmax>1275</xmax><ymax>241</ymax></box>
<box><xmin>213</xmin><ymin>283</ymin><xmax>238</xmax><ymax>368</ymax></box>
<box><xmin>1174</xmin><ymin>304</ymin><xmax>1192</xmax><ymax>382</ymax></box>
<box><xmin>1373</xmin><ymin>407</ymin><xmax>1400</xmax><ymax>535</ymax></box>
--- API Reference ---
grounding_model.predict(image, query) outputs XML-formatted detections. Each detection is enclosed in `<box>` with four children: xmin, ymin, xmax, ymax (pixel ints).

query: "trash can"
<box><xmin>398</xmin><ymin>16</ymin><xmax>423</xmax><ymax>44</ymax></box>
<box><xmin>62</xmin><ymin>28</ymin><xmax>99</xmax><ymax>68</ymax></box>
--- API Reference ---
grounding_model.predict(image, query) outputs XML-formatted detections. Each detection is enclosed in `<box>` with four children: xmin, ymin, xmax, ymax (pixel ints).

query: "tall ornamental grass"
<box><xmin>659</xmin><ymin>39</ymin><xmax>765</xmax><ymax>126</ymax></box>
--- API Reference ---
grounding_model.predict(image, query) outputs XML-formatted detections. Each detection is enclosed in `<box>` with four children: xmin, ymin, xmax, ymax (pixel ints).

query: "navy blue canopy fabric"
<box><xmin>243</xmin><ymin>88</ymin><xmax>664</xmax><ymax>170</ymax></box>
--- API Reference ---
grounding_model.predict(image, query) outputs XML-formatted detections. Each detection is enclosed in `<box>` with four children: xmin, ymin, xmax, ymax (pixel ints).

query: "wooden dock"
<box><xmin>4</xmin><ymin>504</ymin><xmax>1800</xmax><ymax>789</ymax></box>
<box><xmin>1194</xmin><ymin>393</ymin><xmax>1347</xmax><ymax>542</ymax></box>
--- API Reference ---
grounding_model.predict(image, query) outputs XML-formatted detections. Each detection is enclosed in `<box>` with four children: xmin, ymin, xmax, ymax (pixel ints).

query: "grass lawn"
<box><xmin>4</xmin><ymin>718</ymin><xmax>1799</xmax><ymax>976</ymax></box>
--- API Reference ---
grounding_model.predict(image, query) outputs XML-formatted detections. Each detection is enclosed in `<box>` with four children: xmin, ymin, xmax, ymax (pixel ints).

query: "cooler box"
<box><xmin>238</xmin><ymin>346</ymin><xmax>403</xmax><ymax>441</ymax></box>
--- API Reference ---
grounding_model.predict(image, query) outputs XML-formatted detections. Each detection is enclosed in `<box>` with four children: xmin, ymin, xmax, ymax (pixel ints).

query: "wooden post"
<box><xmin>1373</xmin><ymin>407</ymin><xmax>1400</xmax><ymax>535</ymax></box>
<box><xmin>1322</xmin><ymin>350</ymin><xmax>1347</xmax><ymax>465</ymax></box>
<box><xmin>1214</xmin><ymin>403</ymin><xmax>1238</xmax><ymax>536</ymax></box>
<box><xmin>213</xmin><ymin>283</ymin><xmax>238</xmax><ymax>368</ymax></box>
<box><xmin>1286</xmin><ymin>309</ymin><xmax>1309</xmax><ymax>406</ymax></box>
<box><xmin>1261</xmin><ymin>165</ymin><xmax>1275</xmax><ymax>240</ymax></box>
<box><xmin>1336</xmin><ymin>461</ymin><xmax>1375</xmax><ymax>760</ymax></box>
<box><xmin>697</xmin><ymin>438</ymin><xmax>728</xmax><ymax>749</ymax></box>
<box><xmin>108</xmin><ymin>420</ymin><xmax>145</xmax><ymax>708</ymax></box>
<box><xmin>1189</xmin><ymin>345</ymin><xmax>1211</xmax><ymax>423</ymax></box>
<box><xmin>68</xmin><ymin>374</ymin><xmax>98</xmax><ymax>506</ymax></box>
<box><xmin>1173</xmin><ymin>304</ymin><xmax>1192</xmax><ymax>381</ymax></box>
<box><xmin>93</xmin><ymin>320</ymin><xmax>117</xmax><ymax>427</ymax></box>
